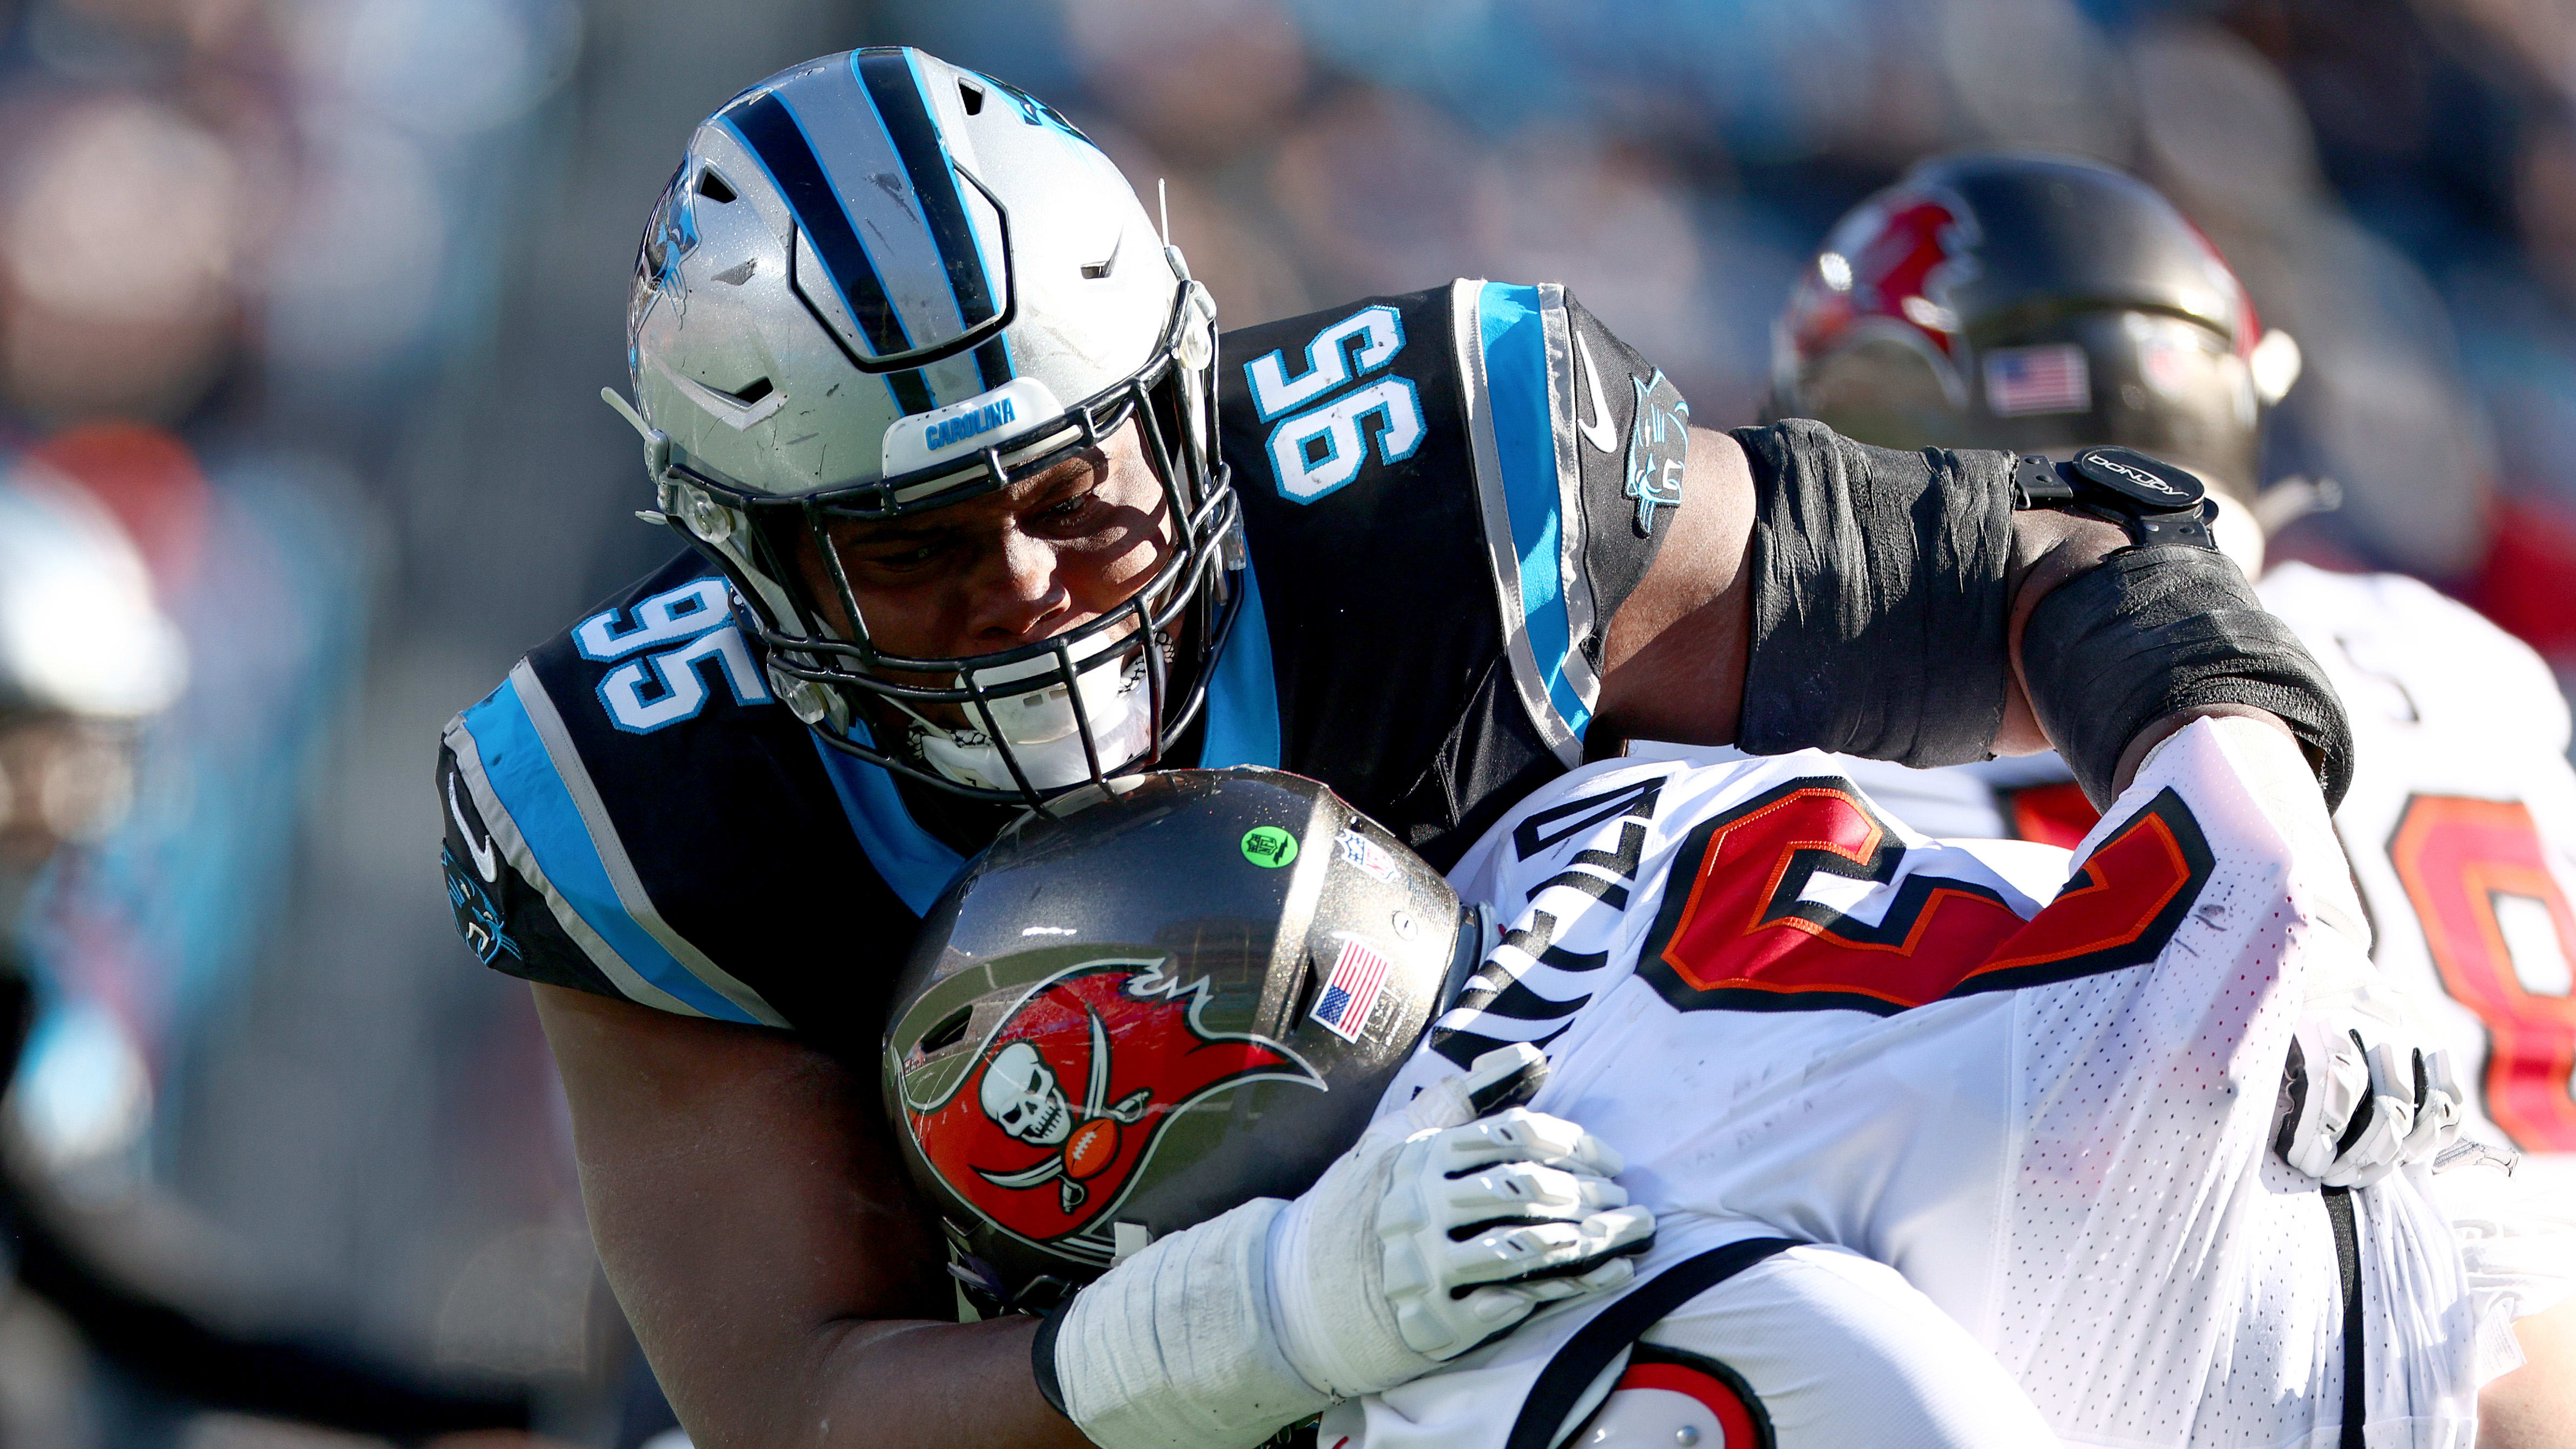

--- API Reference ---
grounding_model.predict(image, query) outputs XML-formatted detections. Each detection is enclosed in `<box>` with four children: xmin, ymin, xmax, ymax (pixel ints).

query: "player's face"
<box><xmin>793</xmin><ymin>421</ymin><xmax>1176</xmax><ymax>717</ymax></box>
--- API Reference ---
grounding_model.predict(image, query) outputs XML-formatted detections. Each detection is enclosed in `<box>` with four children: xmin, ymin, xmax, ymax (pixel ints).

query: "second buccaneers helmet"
<box><xmin>1774</xmin><ymin>152</ymin><xmax>2301</xmax><ymax>499</ymax></box>
<box><xmin>882</xmin><ymin>768</ymin><xmax>1483</xmax><ymax>1310</ymax></box>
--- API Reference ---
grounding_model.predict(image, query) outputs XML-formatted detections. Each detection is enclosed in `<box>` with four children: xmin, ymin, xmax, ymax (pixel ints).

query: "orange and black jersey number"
<box><xmin>2387</xmin><ymin>795</ymin><xmax>2576</xmax><ymax>1151</ymax></box>
<box><xmin>1639</xmin><ymin>780</ymin><xmax>2214</xmax><ymax>1016</ymax></box>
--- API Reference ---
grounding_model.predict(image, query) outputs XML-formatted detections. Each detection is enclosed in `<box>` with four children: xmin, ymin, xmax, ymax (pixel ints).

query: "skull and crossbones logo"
<box><xmin>975</xmin><ymin>1006</ymin><xmax>1150</xmax><ymax>1212</ymax></box>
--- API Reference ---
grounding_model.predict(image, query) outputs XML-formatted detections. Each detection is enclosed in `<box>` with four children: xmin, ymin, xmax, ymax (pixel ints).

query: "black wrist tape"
<box><xmin>1030</xmin><ymin>1295</ymin><xmax>1075</xmax><ymax>1422</ymax></box>
<box><xmin>1735</xmin><ymin>421</ymin><xmax>2016</xmax><ymax>766</ymax></box>
<box><xmin>2021</xmin><ymin>545</ymin><xmax>2354</xmax><ymax>810</ymax></box>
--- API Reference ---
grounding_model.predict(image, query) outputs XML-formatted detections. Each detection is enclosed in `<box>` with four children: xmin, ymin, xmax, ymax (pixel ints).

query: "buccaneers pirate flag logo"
<box><xmin>901</xmin><ymin>962</ymin><xmax>1322</xmax><ymax>1249</ymax></box>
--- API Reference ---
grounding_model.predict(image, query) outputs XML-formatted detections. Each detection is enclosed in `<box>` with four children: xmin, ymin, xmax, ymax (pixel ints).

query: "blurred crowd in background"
<box><xmin>0</xmin><ymin>0</ymin><xmax>2570</xmax><ymax>1445</ymax></box>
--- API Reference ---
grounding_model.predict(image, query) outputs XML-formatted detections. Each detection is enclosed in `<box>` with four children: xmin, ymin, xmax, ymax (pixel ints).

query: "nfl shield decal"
<box><xmin>899</xmin><ymin>962</ymin><xmax>1323</xmax><ymax>1250</ymax></box>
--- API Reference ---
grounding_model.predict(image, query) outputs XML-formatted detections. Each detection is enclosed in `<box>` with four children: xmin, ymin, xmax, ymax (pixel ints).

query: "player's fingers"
<box><xmin>1434</xmin><ymin>1108</ymin><xmax>1626</xmax><ymax>1178</ymax></box>
<box><xmin>1462</xmin><ymin>1043</ymin><xmax>1550</xmax><ymax>1115</ymax></box>
<box><xmin>1443</xmin><ymin>1218</ymin><xmax>1591</xmax><ymax>1285</ymax></box>
<box><xmin>2394</xmin><ymin>1048</ymin><xmax>2449</xmax><ymax>1164</ymax></box>
<box><xmin>1507</xmin><ymin>1248</ymin><xmax>1644</xmax><ymax>1303</ymax></box>
<box><xmin>2320</xmin><ymin>1039</ymin><xmax>2416</xmax><ymax>1186</ymax></box>
<box><xmin>2316</xmin><ymin>1031</ymin><xmax>2376</xmax><ymax>1158</ymax></box>
<box><xmin>2285</xmin><ymin>1031</ymin><xmax>2371</xmax><ymax>1178</ymax></box>
<box><xmin>1440</xmin><ymin>1161</ymin><xmax>1627</xmax><ymax>1224</ymax></box>
<box><xmin>2420</xmin><ymin>1048</ymin><xmax>2465</xmax><ymax>1153</ymax></box>
<box><xmin>1452</xmin><ymin>1282</ymin><xmax>1543</xmax><ymax>1335</ymax></box>
<box><xmin>1442</xmin><ymin>1206</ymin><xmax>1655</xmax><ymax>1288</ymax></box>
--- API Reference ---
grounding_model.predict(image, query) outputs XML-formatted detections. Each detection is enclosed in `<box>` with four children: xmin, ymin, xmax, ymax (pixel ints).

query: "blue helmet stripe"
<box><xmin>723</xmin><ymin>91</ymin><xmax>912</xmax><ymax>361</ymax></box>
<box><xmin>856</xmin><ymin>51</ymin><xmax>1004</xmax><ymax>343</ymax></box>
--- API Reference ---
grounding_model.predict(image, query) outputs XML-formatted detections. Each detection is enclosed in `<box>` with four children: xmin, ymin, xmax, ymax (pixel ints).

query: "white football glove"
<box><xmin>1271</xmin><ymin>1047</ymin><xmax>1655</xmax><ymax>1390</ymax></box>
<box><xmin>1050</xmin><ymin>1044</ymin><xmax>1654</xmax><ymax>1449</ymax></box>
<box><xmin>2276</xmin><ymin>964</ymin><xmax>2464</xmax><ymax>1188</ymax></box>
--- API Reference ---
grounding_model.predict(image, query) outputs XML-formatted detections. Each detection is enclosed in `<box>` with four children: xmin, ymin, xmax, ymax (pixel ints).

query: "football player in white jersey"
<box><xmin>1771</xmin><ymin>152</ymin><xmax>2576</xmax><ymax>1437</ymax></box>
<box><xmin>894</xmin><ymin>712</ymin><xmax>2485</xmax><ymax>1447</ymax></box>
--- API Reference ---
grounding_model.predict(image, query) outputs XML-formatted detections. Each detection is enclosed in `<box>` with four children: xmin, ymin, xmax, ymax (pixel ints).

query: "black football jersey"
<box><xmin>438</xmin><ymin>280</ymin><xmax>1694</xmax><ymax>1048</ymax></box>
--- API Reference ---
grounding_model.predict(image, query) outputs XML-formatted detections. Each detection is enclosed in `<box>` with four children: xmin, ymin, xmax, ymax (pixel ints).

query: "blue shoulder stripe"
<box><xmin>1460</xmin><ymin>280</ymin><xmax>1591</xmax><ymax>761</ymax></box>
<box><xmin>460</xmin><ymin>664</ymin><xmax>779</xmax><ymax>1026</ymax></box>
<box><xmin>1200</xmin><ymin>563</ymin><xmax>1282</xmax><ymax>773</ymax></box>
<box><xmin>809</xmin><ymin>734</ymin><xmax>967</xmax><ymax>919</ymax></box>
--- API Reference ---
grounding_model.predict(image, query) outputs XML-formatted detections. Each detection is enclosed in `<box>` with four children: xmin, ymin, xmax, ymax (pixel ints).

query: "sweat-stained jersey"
<box><xmin>437</xmin><ymin>281</ymin><xmax>1692</xmax><ymax>1051</ymax></box>
<box><xmin>1332</xmin><ymin>720</ymin><xmax>2478</xmax><ymax>1449</ymax></box>
<box><xmin>1837</xmin><ymin>562</ymin><xmax>2576</xmax><ymax>1200</ymax></box>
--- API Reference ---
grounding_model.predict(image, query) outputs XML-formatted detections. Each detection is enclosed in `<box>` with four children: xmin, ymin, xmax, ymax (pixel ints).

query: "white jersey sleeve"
<box><xmin>1350</xmin><ymin>719</ymin><xmax>2477</xmax><ymax>1449</ymax></box>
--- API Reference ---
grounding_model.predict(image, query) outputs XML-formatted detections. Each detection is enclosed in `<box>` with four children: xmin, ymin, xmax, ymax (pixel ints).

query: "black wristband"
<box><xmin>2020</xmin><ymin>545</ymin><xmax>2354</xmax><ymax>810</ymax></box>
<box><xmin>1735</xmin><ymin>421</ymin><xmax>2016</xmax><ymax>767</ymax></box>
<box><xmin>1029</xmin><ymin>1295</ymin><xmax>1076</xmax><ymax>1423</ymax></box>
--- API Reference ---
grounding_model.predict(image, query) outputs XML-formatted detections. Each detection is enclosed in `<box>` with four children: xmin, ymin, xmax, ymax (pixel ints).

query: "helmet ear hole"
<box><xmin>920</xmin><ymin>1005</ymin><xmax>973</xmax><ymax>1055</ymax></box>
<box><xmin>695</xmin><ymin>167</ymin><xmax>737</xmax><ymax>204</ymax></box>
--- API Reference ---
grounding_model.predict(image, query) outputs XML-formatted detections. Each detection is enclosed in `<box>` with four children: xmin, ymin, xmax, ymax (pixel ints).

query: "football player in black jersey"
<box><xmin>438</xmin><ymin>50</ymin><xmax>2324</xmax><ymax>1449</ymax></box>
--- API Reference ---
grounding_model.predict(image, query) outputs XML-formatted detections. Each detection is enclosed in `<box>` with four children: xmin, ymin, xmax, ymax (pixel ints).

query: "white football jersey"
<box><xmin>1839</xmin><ymin>564</ymin><xmax>2576</xmax><ymax>1194</ymax></box>
<box><xmin>1331</xmin><ymin>719</ymin><xmax>2477</xmax><ymax>1449</ymax></box>
<box><xmin>2263</xmin><ymin>564</ymin><xmax>2576</xmax><ymax>1195</ymax></box>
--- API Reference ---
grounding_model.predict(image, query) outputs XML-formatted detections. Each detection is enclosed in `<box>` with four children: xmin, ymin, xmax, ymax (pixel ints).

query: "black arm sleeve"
<box><xmin>1732</xmin><ymin>419</ymin><xmax>2017</xmax><ymax>767</ymax></box>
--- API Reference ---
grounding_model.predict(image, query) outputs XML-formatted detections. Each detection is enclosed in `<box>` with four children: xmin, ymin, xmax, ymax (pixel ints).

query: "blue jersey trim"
<box><xmin>1476</xmin><ymin>283</ymin><xmax>1588</xmax><ymax>736</ymax></box>
<box><xmin>809</xmin><ymin>730</ymin><xmax>968</xmax><ymax>918</ymax></box>
<box><xmin>460</xmin><ymin>682</ymin><xmax>762</xmax><ymax>1024</ymax></box>
<box><xmin>1201</xmin><ymin>564</ymin><xmax>1282</xmax><ymax>770</ymax></box>
<box><xmin>808</xmin><ymin>565</ymin><xmax>1281</xmax><ymax>915</ymax></box>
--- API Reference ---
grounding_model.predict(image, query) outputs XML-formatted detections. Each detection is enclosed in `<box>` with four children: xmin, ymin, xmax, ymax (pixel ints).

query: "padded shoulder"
<box><xmin>437</xmin><ymin>552</ymin><xmax>917</xmax><ymax>1050</ymax></box>
<box><xmin>1216</xmin><ymin>282</ymin><xmax>1681</xmax><ymax>863</ymax></box>
<box><xmin>2260</xmin><ymin>561</ymin><xmax>2572</xmax><ymax>755</ymax></box>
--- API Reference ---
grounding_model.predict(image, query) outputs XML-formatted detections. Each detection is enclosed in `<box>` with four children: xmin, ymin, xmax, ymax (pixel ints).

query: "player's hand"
<box><xmin>1269</xmin><ymin>1044</ymin><xmax>1655</xmax><ymax>1394</ymax></box>
<box><xmin>2275</xmin><ymin>971</ymin><xmax>2464</xmax><ymax>1188</ymax></box>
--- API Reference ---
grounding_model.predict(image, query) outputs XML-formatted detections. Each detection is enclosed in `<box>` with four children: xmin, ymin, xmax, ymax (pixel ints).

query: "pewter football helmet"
<box><xmin>618</xmin><ymin>48</ymin><xmax>1235</xmax><ymax>805</ymax></box>
<box><xmin>1774</xmin><ymin>153</ymin><xmax>2300</xmax><ymax>500</ymax></box>
<box><xmin>884</xmin><ymin>769</ymin><xmax>1483</xmax><ymax>1308</ymax></box>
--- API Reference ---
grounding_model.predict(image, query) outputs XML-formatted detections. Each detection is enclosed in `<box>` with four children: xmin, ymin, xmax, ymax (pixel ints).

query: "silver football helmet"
<box><xmin>613</xmin><ymin>48</ymin><xmax>1235</xmax><ymax>806</ymax></box>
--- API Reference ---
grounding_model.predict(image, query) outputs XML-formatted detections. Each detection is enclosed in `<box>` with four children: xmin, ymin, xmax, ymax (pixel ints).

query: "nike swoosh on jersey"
<box><xmin>1575</xmin><ymin>332</ymin><xmax>1617</xmax><ymax>454</ymax></box>
<box><xmin>449</xmin><ymin>771</ymin><xmax>500</xmax><ymax>883</ymax></box>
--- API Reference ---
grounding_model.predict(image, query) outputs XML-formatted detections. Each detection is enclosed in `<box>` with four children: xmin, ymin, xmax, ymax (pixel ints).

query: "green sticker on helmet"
<box><xmin>1240</xmin><ymin>827</ymin><xmax>1299</xmax><ymax>868</ymax></box>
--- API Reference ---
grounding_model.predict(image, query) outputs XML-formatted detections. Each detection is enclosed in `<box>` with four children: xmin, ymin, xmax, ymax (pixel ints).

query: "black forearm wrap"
<box><xmin>1031</xmin><ymin>1296</ymin><xmax>1075</xmax><ymax>1421</ymax></box>
<box><xmin>2021</xmin><ymin>545</ymin><xmax>2354</xmax><ymax>810</ymax></box>
<box><xmin>1735</xmin><ymin>420</ymin><xmax>2017</xmax><ymax>766</ymax></box>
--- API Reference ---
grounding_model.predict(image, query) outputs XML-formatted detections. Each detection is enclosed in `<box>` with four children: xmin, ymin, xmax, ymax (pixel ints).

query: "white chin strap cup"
<box><xmin>909</xmin><ymin>645</ymin><xmax>1155</xmax><ymax>793</ymax></box>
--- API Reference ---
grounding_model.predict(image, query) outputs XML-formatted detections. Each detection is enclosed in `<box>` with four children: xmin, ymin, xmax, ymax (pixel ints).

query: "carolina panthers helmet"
<box><xmin>883</xmin><ymin>768</ymin><xmax>1481</xmax><ymax>1311</ymax></box>
<box><xmin>617</xmin><ymin>48</ymin><xmax>1235</xmax><ymax>806</ymax></box>
<box><xmin>1774</xmin><ymin>153</ymin><xmax>2301</xmax><ymax>500</ymax></box>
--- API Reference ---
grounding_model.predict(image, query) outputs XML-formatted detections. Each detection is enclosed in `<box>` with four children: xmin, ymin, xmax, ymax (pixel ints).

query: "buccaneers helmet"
<box><xmin>615</xmin><ymin>48</ymin><xmax>1236</xmax><ymax>806</ymax></box>
<box><xmin>883</xmin><ymin>768</ymin><xmax>1481</xmax><ymax>1311</ymax></box>
<box><xmin>1774</xmin><ymin>152</ymin><xmax>2300</xmax><ymax>499</ymax></box>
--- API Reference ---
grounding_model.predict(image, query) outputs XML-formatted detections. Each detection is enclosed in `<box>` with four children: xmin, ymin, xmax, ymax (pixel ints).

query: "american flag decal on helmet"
<box><xmin>1984</xmin><ymin>343</ymin><xmax>2091</xmax><ymax>417</ymax></box>
<box><xmin>1311</xmin><ymin>937</ymin><xmax>1394</xmax><ymax>1042</ymax></box>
